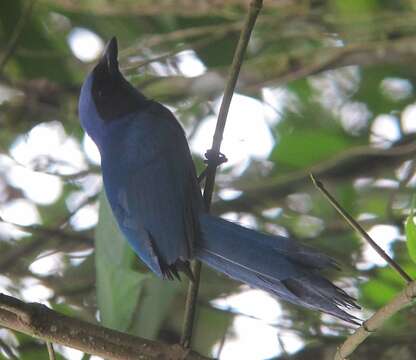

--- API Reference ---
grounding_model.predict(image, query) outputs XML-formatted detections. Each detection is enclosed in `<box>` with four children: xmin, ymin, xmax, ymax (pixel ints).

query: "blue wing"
<box><xmin>101</xmin><ymin>101</ymin><xmax>203</xmax><ymax>278</ymax></box>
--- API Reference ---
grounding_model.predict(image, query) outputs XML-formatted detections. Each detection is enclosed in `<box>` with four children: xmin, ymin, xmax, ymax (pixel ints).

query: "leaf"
<box><xmin>129</xmin><ymin>278</ymin><xmax>180</xmax><ymax>339</ymax></box>
<box><xmin>271</xmin><ymin>129</ymin><xmax>351</xmax><ymax>168</ymax></box>
<box><xmin>360</xmin><ymin>264</ymin><xmax>416</xmax><ymax>309</ymax></box>
<box><xmin>95</xmin><ymin>190</ymin><xmax>149</xmax><ymax>332</ymax></box>
<box><xmin>333</xmin><ymin>0</ymin><xmax>380</xmax><ymax>15</ymax></box>
<box><xmin>405</xmin><ymin>197</ymin><xmax>416</xmax><ymax>264</ymax></box>
<box><xmin>360</xmin><ymin>273</ymin><xmax>399</xmax><ymax>308</ymax></box>
<box><xmin>95</xmin><ymin>190</ymin><xmax>181</xmax><ymax>339</ymax></box>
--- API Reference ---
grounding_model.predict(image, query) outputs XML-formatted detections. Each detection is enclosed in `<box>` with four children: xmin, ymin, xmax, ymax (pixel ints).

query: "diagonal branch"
<box><xmin>308</xmin><ymin>174</ymin><xmax>416</xmax><ymax>359</ymax></box>
<box><xmin>334</xmin><ymin>281</ymin><xmax>416</xmax><ymax>360</ymax></box>
<box><xmin>0</xmin><ymin>293</ymin><xmax>210</xmax><ymax>360</ymax></box>
<box><xmin>181</xmin><ymin>0</ymin><xmax>264</xmax><ymax>348</ymax></box>
<box><xmin>310</xmin><ymin>174</ymin><xmax>412</xmax><ymax>283</ymax></box>
<box><xmin>248</xmin><ymin>35</ymin><xmax>416</xmax><ymax>89</ymax></box>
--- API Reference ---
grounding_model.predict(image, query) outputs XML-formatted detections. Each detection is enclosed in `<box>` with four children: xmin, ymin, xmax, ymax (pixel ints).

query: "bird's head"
<box><xmin>78</xmin><ymin>37</ymin><xmax>147</xmax><ymax>146</ymax></box>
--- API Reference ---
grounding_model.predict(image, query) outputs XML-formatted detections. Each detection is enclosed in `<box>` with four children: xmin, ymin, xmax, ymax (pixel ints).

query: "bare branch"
<box><xmin>0</xmin><ymin>293</ymin><xmax>211</xmax><ymax>360</ymax></box>
<box><xmin>310</xmin><ymin>174</ymin><xmax>412</xmax><ymax>283</ymax></box>
<box><xmin>181</xmin><ymin>0</ymin><xmax>263</xmax><ymax>348</ymax></box>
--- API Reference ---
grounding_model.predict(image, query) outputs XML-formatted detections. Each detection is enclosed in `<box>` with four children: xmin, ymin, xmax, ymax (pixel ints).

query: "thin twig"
<box><xmin>46</xmin><ymin>341</ymin><xmax>56</xmax><ymax>360</ymax></box>
<box><xmin>215</xmin><ymin>330</ymin><xmax>228</xmax><ymax>359</ymax></box>
<box><xmin>180</xmin><ymin>0</ymin><xmax>264</xmax><ymax>348</ymax></box>
<box><xmin>0</xmin><ymin>218</ymin><xmax>92</xmax><ymax>244</ymax></box>
<box><xmin>0</xmin><ymin>0</ymin><xmax>36</xmax><ymax>74</ymax></box>
<box><xmin>126</xmin><ymin>21</ymin><xmax>242</xmax><ymax>53</ymax></box>
<box><xmin>310</xmin><ymin>173</ymin><xmax>412</xmax><ymax>283</ymax></box>
<box><xmin>122</xmin><ymin>21</ymin><xmax>243</xmax><ymax>71</ymax></box>
<box><xmin>123</xmin><ymin>32</ymin><xmax>227</xmax><ymax>72</ymax></box>
<box><xmin>334</xmin><ymin>281</ymin><xmax>416</xmax><ymax>360</ymax></box>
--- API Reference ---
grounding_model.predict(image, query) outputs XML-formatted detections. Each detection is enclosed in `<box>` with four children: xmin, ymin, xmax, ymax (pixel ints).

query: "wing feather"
<box><xmin>102</xmin><ymin>101</ymin><xmax>202</xmax><ymax>278</ymax></box>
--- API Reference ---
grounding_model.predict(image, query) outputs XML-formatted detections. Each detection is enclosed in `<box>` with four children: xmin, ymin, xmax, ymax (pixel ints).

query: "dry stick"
<box><xmin>0</xmin><ymin>293</ymin><xmax>210</xmax><ymax>360</ymax></box>
<box><xmin>46</xmin><ymin>341</ymin><xmax>56</xmax><ymax>360</ymax></box>
<box><xmin>334</xmin><ymin>281</ymin><xmax>416</xmax><ymax>360</ymax></box>
<box><xmin>310</xmin><ymin>173</ymin><xmax>412</xmax><ymax>283</ymax></box>
<box><xmin>180</xmin><ymin>0</ymin><xmax>264</xmax><ymax>348</ymax></box>
<box><xmin>0</xmin><ymin>0</ymin><xmax>36</xmax><ymax>73</ymax></box>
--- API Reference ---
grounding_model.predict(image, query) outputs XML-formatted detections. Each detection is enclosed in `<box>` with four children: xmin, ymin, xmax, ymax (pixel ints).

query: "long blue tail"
<box><xmin>195</xmin><ymin>214</ymin><xmax>360</xmax><ymax>324</ymax></box>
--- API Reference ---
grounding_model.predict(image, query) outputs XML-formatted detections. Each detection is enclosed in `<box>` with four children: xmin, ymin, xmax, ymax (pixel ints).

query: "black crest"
<box><xmin>91</xmin><ymin>37</ymin><xmax>147</xmax><ymax>122</ymax></box>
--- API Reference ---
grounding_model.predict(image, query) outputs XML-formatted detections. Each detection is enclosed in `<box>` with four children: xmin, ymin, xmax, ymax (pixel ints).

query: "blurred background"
<box><xmin>1</xmin><ymin>0</ymin><xmax>416</xmax><ymax>359</ymax></box>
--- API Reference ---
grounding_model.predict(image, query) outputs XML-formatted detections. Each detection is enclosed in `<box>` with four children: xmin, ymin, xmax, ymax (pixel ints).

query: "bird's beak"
<box><xmin>101</xmin><ymin>36</ymin><xmax>119</xmax><ymax>75</ymax></box>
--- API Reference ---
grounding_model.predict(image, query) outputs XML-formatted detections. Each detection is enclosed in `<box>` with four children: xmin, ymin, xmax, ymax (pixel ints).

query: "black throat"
<box><xmin>91</xmin><ymin>61</ymin><xmax>148</xmax><ymax>122</ymax></box>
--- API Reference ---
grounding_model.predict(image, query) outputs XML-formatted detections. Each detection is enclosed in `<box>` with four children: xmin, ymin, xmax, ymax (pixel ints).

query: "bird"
<box><xmin>78</xmin><ymin>37</ymin><xmax>360</xmax><ymax>325</ymax></box>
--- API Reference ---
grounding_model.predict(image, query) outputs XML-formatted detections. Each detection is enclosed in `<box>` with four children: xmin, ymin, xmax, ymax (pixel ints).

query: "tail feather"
<box><xmin>196</xmin><ymin>214</ymin><xmax>360</xmax><ymax>325</ymax></box>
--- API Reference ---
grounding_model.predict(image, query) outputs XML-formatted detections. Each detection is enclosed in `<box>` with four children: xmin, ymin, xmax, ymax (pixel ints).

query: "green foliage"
<box><xmin>272</xmin><ymin>128</ymin><xmax>351</xmax><ymax>168</ymax></box>
<box><xmin>95</xmin><ymin>190</ymin><xmax>149</xmax><ymax>332</ymax></box>
<box><xmin>360</xmin><ymin>269</ymin><xmax>400</xmax><ymax>308</ymax></box>
<box><xmin>360</xmin><ymin>263</ymin><xmax>416</xmax><ymax>309</ymax></box>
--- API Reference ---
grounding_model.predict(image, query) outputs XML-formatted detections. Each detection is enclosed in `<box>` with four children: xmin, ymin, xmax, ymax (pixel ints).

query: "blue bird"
<box><xmin>79</xmin><ymin>37</ymin><xmax>359</xmax><ymax>324</ymax></box>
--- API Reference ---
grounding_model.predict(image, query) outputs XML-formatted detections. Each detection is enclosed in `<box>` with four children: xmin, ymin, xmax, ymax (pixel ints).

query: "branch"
<box><xmin>0</xmin><ymin>293</ymin><xmax>210</xmax><ymax>360</ymax></box>
<box><xmin>181</xmin><ymin>0</ymin><xmax>263</xmax><ymax>348</ymax></box>
<box><xmin>334</xmin><ymin>281</ymin><xmax>416</xmax><ymax>360</ymax></box>
<box><xmin>39</xmin><ymin>0</ymin><xmax>281</xmax><ymax>17</ymax></box>
<box><xmin>0</xmin><ymin>220</ymin><xmax>92</xmax><ymax>244</ymax></box>
<box><xmin>0</xmin><ymin>222</ymin><xmax>93</xmax><ymax>272</ymax></box>
<box><xmin>123</xmin><ymin>21</ymin><xmax>242</xmax><ymax>56</ymax></box>
<box><xmin>308</xmin><ymin>171</ymin><xmax>416</xmax><ymax>359</ymax></box>
<box><xmin>248</xmin><ymin>35</ymin><xmax>416</xmax><ymax>89</ymax></box>
<box><xmin>310</xmin><ymin>174</ymin><xmax>412</xmax><ymax>283</ymax></box>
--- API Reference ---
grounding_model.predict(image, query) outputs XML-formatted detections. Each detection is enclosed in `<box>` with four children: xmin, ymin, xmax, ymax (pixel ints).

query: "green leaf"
<box><xmin>405</xmin><ymin>197</ymin><xmax>416</xmax><ymax>264</ymax></box>
<box><xmin>95</xmin><ymin>190</ymin><xmax>149</xmax><ymax>332</ymax></box>
<box><xmin>129</xmin><ymin>278</ymin><xmax>180</xmax><ymax>339</ymax></box>
<box><xmin>333</xmin><ymin>0</ymin><xmax>380</xmax><ymax>15</ymax></box>
<box><xmin>360</xmin><ymin>264</ymin><xmax>416</xmax><ymax>309</ymax></box>
<box><xmin>95</xmin><ymin>191</ymin><xmax>181</xmax><ymax>339</ymax></box>
<box><xmin>360</xmin><ymin>274</ymin><xmax>398</xmax><ymax>308</ymax></box>
<box><xmin>271</xmin><ymin>129</ymin><xmax>351</xmax><ymax>168</ymax></box>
